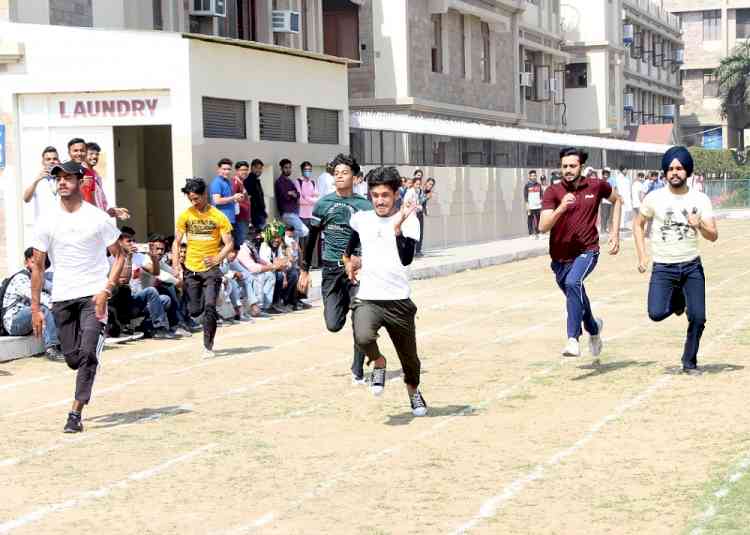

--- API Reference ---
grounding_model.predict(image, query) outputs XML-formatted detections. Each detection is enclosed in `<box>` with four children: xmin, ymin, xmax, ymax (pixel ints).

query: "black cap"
<box><xmin>50</xmin><ymin>161</ymin><xmax>85</xmax><ymax>177</ymax></box>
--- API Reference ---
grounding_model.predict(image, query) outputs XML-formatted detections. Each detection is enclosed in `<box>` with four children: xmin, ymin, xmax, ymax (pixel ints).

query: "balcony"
<box><xmin>623</xmin><ymin>0</ymin><xmax>681</xmax><ymax>34</ymax></box>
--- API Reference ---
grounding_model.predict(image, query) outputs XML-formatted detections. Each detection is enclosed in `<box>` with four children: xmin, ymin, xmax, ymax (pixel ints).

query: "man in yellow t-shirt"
<box><xmin>172</xmin><ymin>178</ymin><xmax>233</xmax><ymax>358</ymax></box>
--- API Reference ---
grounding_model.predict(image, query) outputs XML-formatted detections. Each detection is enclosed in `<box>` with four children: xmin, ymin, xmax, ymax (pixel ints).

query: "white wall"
<box><xmin>10</xmin><ymin>0</ymin><xmax>48</xmax><ymax>24</ymax></box>
<box><xmin>373</xmin><ymin>0</ymin><xmax>409</xmax><ymax>100</ymax></box>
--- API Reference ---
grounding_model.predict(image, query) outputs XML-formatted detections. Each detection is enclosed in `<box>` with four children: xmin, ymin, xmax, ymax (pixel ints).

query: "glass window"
<box><xmin>565</xmin><ymin>63</ymin><xmax>587</xmax><ymax>89</ymax></box>
<box><xmin>738</xmin><ymin>9</ymin><xmax>750</xmax><ymax>39</ymax></box>
<box><xmin>431</xmin><ymin>14</ymin><xmax>443</xmax><ymax>73</ymax></box>
<box><xmin>481</xmin><ymin>22</ymin><xmax>491</xmax><ymax>83</ymax></box>
<box><xmin>703</xmin><ymin>10</ymin><xmax>720</xmax><ymax>41</ymax></box>
<box><xmin>703</xmin><ymin>70</ymin><xmax>719</xmax><ymax>98</ymax></box>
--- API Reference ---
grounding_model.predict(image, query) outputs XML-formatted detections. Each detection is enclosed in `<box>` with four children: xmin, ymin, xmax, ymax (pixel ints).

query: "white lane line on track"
<box><xmin>690</xmin><ymin>454</ymin><xmax>750</xmax><ymax>535</ymax></box>
<box><xmin>0</xmin><ymin>443</ymin><xmax>218</xmax><ymax>534</ymax></box>
<box><xmin>451</xmin><ymin>309</ymin><xmax>750</xmax><ymax>534</ymax></box>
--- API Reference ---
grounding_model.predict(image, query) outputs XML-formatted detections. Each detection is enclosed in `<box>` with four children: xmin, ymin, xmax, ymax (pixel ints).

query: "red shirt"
<box><xmin>81</xmin><ymin>167</ymin><xmax>97</xmax><ymax>205</ymax></box>
<box><xmin>232</xmin><ymin>175</ymin><xmax>251</xmax><ymax>222</ymax></box>
<box><xmin>542</xmin><ymin>177</ymin><xmax>612</xmax><ymax>262</ymax></box>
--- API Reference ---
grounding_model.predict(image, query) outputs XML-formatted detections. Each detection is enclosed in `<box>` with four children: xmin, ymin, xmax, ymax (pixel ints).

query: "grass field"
<box><xmin>1</xmin><ymin>220</ymin><xmax>750</xmax><ymax>535</ymax></box>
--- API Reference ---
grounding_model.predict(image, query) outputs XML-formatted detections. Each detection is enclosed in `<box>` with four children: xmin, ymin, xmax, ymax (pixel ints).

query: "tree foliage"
<box><xmin>716</xmin><ymin>40</ymin><xmax>750</xmax><ymax>121</ymax></box>
<box><xmin>688</xmin><ymin>147</ymin><xmax>743</xmax><ymax>178</ymax></box>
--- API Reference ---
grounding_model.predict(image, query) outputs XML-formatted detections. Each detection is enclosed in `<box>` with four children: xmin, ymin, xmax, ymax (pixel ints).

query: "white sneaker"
<box><xmin>410</xmin><ymin>390</ymin><xmax>428</xmax><ymax>417</ymax></box>
<box><xmin>201</xmin><ymin>348</ymin><xmax>215</xmax><ymax>359</ymax></box>
<box><xmin>589</xmin><ymin>318</ymin><xmax>604</xmax><ymax>357</ymax></box>
<box><xmin>562</xmin><ymin>338</ymin><xmax>580</xmax><ymax>357</ymax></box>
<box><xmin>370</xmin><ymin>367</ymin><xmax>386</xmax><ymax>396</ymax></box>
<box><xmin>351</xmin><ymin>373</ymin><xmax>367</xmax><ymax>386</ymax></box>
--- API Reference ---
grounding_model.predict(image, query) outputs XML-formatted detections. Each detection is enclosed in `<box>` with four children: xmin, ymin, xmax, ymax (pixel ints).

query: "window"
<box><xmin>703</xmin><ymin>70</ymin><xmax>719</xmax><ymax>98</ymax></box>
<box><xmin>738</xmin><ymin>9</ymin><xmax>750</xmax><ymax>39</ymax></box>
<box><xmin>481</xmin><ymin>22</ymin><xmax>491</xmax><ymax>82</ymax></box>
<box><xmin>459</xmin><ymin>15</ymin><xmax>466</xmax><ymax>78</ymax></box>
<box><xmin>153</xmin><ymin>0</ymin><xmax>163</xmax><ymax>30</ymax></box>
<box><xmin>259</xmin><ymin>102</ymin><xmax>296</xmax><ymax>142</ymax></box>
<box><xmin>651</xmin><ymin>34</ymin><xmax>658</xmax><ymax>67</ymax></box>
<box><xmin>431</xmin><ymin>14</ymin><xmax>443</xmax><ymax>73</ymax></box>
<box><xmin>461</xmin><ymin>139</ymin><xmax>492</xmax><ymax>166</ymax></box>
<box><xmin>202</xmin><ymin>97</ymin><xmax>246</xmax><ymax>139</ymax></box>
<box><xmin>565</xmin><ymin>63</ymin><xmax>587</xmax><ymax>89</ymax></box>
<box><xmin>703</xmin><ymin>10</ymin><xmax>720</xmax><ymax>41</ymax></box>
<box><xmin>307</xmin><ymin>108</ymin><xmax>339</xmax><ymax>144</ymax></box>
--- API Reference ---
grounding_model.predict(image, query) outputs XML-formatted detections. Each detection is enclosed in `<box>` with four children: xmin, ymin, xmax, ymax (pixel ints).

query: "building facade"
<box><xmin>664</xmin><ymin>0</ymin><xmax>750</xmax><ymax>149</ymax></box>
<box><xmin>561</xmin><ymin>0</ymin><xmax>683</xmax><ymax>142</ymax></box>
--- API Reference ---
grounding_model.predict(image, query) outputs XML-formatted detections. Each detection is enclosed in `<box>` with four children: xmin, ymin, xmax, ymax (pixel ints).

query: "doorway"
<box><xmin>113</xmin><ymin>125</ymin><xmax>174</xmax><ymax>241</ymax></box>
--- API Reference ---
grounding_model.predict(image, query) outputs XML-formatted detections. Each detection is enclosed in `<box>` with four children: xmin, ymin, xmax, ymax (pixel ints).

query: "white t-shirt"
<box><xmin>31</xmin><ymin>176</ymin><xmax>59</xmax><ymax>223</ymax></box>
<box><xmin>615</xmin><ymin>172</ymin><xmax>632</xmax><ymax>210</ymax></box>
<box><xmin>349</xmin><ymin>210</ymin><xmax>420</xmax><ymax>300</ymax></box>
<box><xmin>639</xmin><ymin>188</ymin><xmax>714</xmax><ymax>264</ymax></box>
<box><xmin>318</xmin><ymin>172</ymin><xmax>335</xmax><ymax>198</ymax></box>
<box><xmin>32</xmin><ymin>201</ymin><xmax>122</xmax><ymax>302</ymax></box>
<box><xmin>631</xmin><ymin>181</ymin><xmax>644</xmax><ymax>209</ymax></box>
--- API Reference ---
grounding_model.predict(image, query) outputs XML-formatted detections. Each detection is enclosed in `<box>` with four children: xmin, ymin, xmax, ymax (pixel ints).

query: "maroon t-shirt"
<box><xmin>542</xmin><ymin>177</ymin><xmax>612</xmax><ymax>262</ymax></box>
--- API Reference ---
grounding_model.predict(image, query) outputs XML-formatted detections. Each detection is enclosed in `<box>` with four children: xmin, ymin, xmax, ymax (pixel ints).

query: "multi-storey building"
<box><xmin>664</xmin><ymin>0</ymin><xmax>750</xmax><ymax>149</ymax></box>
<box><xmin>562</xmin><ymin>0</ymin><xmax>683</xmax><ymax>144</ymax></box>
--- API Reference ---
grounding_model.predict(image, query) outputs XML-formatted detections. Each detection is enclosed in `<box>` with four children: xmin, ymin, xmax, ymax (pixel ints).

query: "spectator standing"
<box><xmin>317</xmin><ymin>161</ymin><xmax>336</xmax><ymax>198</ymax></box>
<box><xmin>353</xmin><ymin>171</ymin><xmax>368</xmax><ymax>197</ymax></box>
<box><xmin>632</xmin><ymin>172</ymin><xmax>646</xmax><ymax>219</ymax></box>
<box><xmin>416</xmin><ymin>177</ymin><xmax>435</xmax><ymax>256</ymax></box>
<box><xmin>85</xmin><ymin>142</ymin><xmax>130</xmax><ymax>220</ymax></box>
<box><xmin>615</xmin><ymin>165</ymin><xmax>632</xmax><ymax>230</ymax></box>
<box><xmin>2</xmin><ymin>247</ymin><xmax>62</xmax><ymax>361</ymax></box>
<box><xmin>23</xmin><ymin>146</ymin><xmax>60</xmax><ymax>223</ymax></box>
<box><xmin>523</xmin><ymin>170</ymin><xmax>543</xmax><ymax>239</ymax></box>
<box><xmin>232</xmin><ymin>161</ymin><xmax>252</xmax><ymax>248</ymax></box>
<box><xmin>599</xmin><ymin>168</ymin><xmax>615</xmax><ymax>233</ymax></box>
<box><xmin>210</xmin><ymin>158</ymin><xmax>243</xmax><ymax>250</ymax></box>
<box><xmin>275</xmin><ymin>158</ymin><xmax>309</xmax><ymax>239</ymax></box>
<box><xmin>244</xmin><ymin>159</ymin><xmax>268</xmax><ymax>230</ymax></box>
<box><xmin>30</xmin><ymin>160</ymin><xmax>125</xmax><ymax>433</ymax></box>
<box><xmin>298</xmin><ymin>160</ymin><xmax>319</xmax><ymax>257</ymax></box>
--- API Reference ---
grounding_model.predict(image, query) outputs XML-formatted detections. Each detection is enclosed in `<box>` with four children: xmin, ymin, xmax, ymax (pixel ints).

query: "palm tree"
<box><xmin>716</xmin><ymin>40</ymin><xmax>750</xmax><ymax>120</ymax></box>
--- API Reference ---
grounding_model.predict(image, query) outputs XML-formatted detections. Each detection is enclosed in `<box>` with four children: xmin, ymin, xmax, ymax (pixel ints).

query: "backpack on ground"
<box><xmin>0</xmin><ymin>270</ymin><xmax>27</xmax><ymax>336</ymax></box>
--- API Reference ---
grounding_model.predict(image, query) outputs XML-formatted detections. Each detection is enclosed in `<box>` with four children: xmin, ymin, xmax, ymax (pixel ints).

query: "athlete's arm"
<box><xmin>632</xmin><ymin>210</ymin><xmax>650</xmax><ymax>272</ymax></box>
<box><xmin>539</xmin><ymin>193</ymin><xmax>575</xmax><ymax>233</ymax></box>
<box><xmin>205</xmin><ymin>231</ymin><xmax>234</xmax><ymax>268</ymax></box>
<box><xmin>97</xmin><ymin>241</ymin><xmax>126</xmax><ymax>320</ymax></box>
<box><xmin>301</xmin><ymin>225</ymin><xmax>321</xmax><ymax>272</ymax></box>
<box><xmin>606</xmin><ymin>191</ymin><xmax>622</xmax><ymax>255</ymax></box>
<box><xmin>172</xmin><ymin>229</ymin><xmax>184</xmax><ymax>277</ymax></box>
<box><xmin>343</xmin><ymin>231</ymin><xmax>361</xmax><ymax>283</ymax></box>
<box><xmin>30</xmin><ymin>249</ymin><xmax>48</xmax><ymax>338</ymax></box>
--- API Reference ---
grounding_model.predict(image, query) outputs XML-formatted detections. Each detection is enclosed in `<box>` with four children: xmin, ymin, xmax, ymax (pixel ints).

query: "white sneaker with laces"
<box><xmin>351</xmin><ymin>373</ymin><xmax>367</xmax><ymax>386</ymax></box>
<box><xmin>589</xmin><ymin>318</ymin><xmax>604</xmax><ymax>357</ymax></box>
<box><xmin>201</xmin><ymin>348</ymin><xmax>215</xmax><ymax>359</ymax></box>
<box><xmin>562</xmin><ymin>338</ymin><xmax>580</xmax><ymax>357</ymax></box>
<box><xmin>410</xmin><ymin>390</ymin><xmax>428</xmax><ymax>417</ymax></box>
<box><xmin>370</xmin><ymin>367</ymin><xmax>386</xmax><ymax>396</ymax></box>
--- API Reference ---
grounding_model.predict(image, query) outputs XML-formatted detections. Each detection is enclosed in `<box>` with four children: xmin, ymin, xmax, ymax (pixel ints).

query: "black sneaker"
<box><xmin>410</xmin><ymin>390</ymin><xmax>428</xmax><ymax>416</ymax></box>
<box><xmin>370</xmin><ymin>366</ymin><xmax>386</xmax><ymax>397</ymax></box>
<box><xmin>63</xmin><ymin>412</ymin><xmax>83</xmax><ymax>433</ymax></box>
<box><xmin>153</xmin><ymin>328</ymin><xmax>178</xmax><ymax>340</ymax></box>
<box><xmin>45</xmin><ymin>346</ymin><xmax>65</xmax><ymax>362</ymax></box>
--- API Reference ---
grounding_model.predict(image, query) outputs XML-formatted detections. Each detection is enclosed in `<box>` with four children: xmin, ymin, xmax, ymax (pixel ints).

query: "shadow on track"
<box><xmin>88</xmin><ymin>405</ymin><xmax>192</xmax><ymax>429</ymax></box>
<box><xmin>572</xmin><ymin>360</ymin><xmax>657</xmax><ymax>381</ymax></box>
<box><xmin>385</xmin><ymin>404</ymin><xmax>475</xmax><ymax>426</ymax></box>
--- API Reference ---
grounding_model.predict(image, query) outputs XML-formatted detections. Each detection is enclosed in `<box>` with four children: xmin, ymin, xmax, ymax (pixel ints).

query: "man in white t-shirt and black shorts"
<box><xmin>634</xmin><ymin>146</ymin><xmax>718</xmax><ymax>375</ymax></box>
<box><xmin>344</xmin><ymin>166</ymin><xmax>427</xmax><ymax>417</ymax></box>
<box><xmin>31</xmin><ymin>161</ymin><xmax>125</xmax><ymax>433</ymax></box>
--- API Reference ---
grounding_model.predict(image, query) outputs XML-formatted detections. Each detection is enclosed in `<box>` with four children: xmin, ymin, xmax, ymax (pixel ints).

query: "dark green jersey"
<box><xmin>310</xmin><ymin>193</ymin><xmax>372</xmax><ymax>262</ymax></box>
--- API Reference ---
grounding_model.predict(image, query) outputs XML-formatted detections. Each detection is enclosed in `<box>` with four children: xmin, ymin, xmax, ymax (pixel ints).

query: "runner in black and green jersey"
<box><xmin>298</xmin><ymin>153</ymin><xmax>372</xmax><ymax>384</ymax></box>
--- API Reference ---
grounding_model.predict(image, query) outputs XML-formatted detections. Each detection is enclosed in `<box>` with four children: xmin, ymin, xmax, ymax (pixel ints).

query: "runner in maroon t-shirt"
<box><xmin>540</xmin><ymin>147</ymin><xmax>622</xmax><ymax>361</ymax></box>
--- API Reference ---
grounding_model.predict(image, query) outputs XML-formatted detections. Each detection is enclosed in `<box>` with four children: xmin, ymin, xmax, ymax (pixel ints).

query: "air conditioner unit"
<box><xmin>190</xmin><ymin>0</ymin><xmax>226</xmax><ymax>17</ymax></box>
<box><xmin>623</xmin><ymin>24</ymin><xmax>634</xmax><ymax>46</ymax></box>
<box><xmin>662</xmin><ymin>104</ymin><xmax>676</xmax><ymax>118</ymax></box>
<box><xmin>520</xmin><ymin>72</ymin><xmax>533</xmax><ymax>87</ymax></box>
<box><xmin>272</xmin><ymin>10</ymin><xmax>301</xmax><ymax>33</ymax></box>
<box><xmin>624</xmin><ymin>93</ymin><xmax>634</xmax><ymax>110</ymax></box>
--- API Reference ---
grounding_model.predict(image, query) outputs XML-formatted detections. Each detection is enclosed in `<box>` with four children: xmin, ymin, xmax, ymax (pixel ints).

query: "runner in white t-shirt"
<box><xmin>344</xmin><ymin>166</ymin><xmax>427</xmax><ymax>417</ymax></box>
<box><xmin>30</xmin><ymin>160</ymin><xmax>125</xmax><ymax>433</ymax></box>
<box><xmin>634</xmin><ymin>146</ymin><xmax>718</xmax><ymax>375</ymax></box>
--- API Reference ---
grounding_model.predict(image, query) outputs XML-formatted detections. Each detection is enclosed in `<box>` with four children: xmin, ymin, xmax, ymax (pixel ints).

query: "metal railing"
<box><xmin>704</xmin><ymin>179</ymin><xmax>750</xmax><ymax>208</ymax></box>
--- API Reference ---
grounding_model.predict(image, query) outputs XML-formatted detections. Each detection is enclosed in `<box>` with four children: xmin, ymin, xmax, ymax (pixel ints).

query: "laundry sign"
<box><xmin>58</xmin><ymin>97</ymin><xmax>162</xmax><ymax>119</ymax></box>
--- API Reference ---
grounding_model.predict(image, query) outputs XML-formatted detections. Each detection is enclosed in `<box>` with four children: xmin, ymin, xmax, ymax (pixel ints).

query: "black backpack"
<box><xmin>0</xmin><ymin>270</ymin><xmax>27</xmax><ymax>336</ymax></box>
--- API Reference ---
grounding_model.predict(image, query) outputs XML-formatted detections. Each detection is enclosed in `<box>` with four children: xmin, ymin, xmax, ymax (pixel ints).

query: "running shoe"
<box><xmin>201</xmin><ymin>348</ymin><xmax>216</xmax><ymax>359</ymax></box>
<box><xmin>154</xmin><ymin>328</ymin><xmax>178</xmax><ymax>340</ymax></box>
<box><xmin>410</xmin><ymin>390</ymin><xmax>428</xmax><ymax>417</ymax></box>
<box><xmin>562</xmin><ymin>338</ymin><xmax>580</xmax><ymax>357</ymax></box>
<box><xmin>45</xmin><ymin>346</ymin><xmax>65</xmax><ymax>362</ymax></box>
<box><xmin>370</xmin><ymin>366</ymin><xmax>386</xmax><ymax>396</ymax></box>
<box><xmin>682</xmin><ymin>367</ymin><xmax>703</xmax><ymax>376</ymax></box>
<box><xmin>589</xmin><ymin>318</ymin><xmax>604</xmax><ymax>357</ymax></box>
<box><xmin>63</xmin><ymin>412</ymin><xmax>83</xmax><ymax>433</ymax></box>
<box><xmin>351</xmin><ymin>373</ymin><xmax>367</xmax><ymax>386</ymax></box>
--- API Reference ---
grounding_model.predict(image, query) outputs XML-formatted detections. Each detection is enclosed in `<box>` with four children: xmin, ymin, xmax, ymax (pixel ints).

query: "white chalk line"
<box><xmin>219</xmin><ymin>265</ymin><xmax>749</xmax><ymax>534</ymax></box>
<box><xmin>0</xmin><ymin>443</ymin><xmax>218</xmax><ymax>534</ymax></box>
<box><xmin>451</xmin><ymin>309</ymin><xmax>750</xmax><ymax>534</ymax></box>
<box><xmin>690</xmin><ymin>454</ymin><xmax>750</xmax><ymax>535</ymax></box>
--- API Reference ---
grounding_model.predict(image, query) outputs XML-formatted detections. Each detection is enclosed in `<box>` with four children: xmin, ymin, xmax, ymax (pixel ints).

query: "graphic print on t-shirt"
<box><xmin>659</xmin><ymin>205</ymin><xmax>696</xmax><ymax>243</ymax></box>
<box><xmin>186</xmin><ymin>218</ymin><xmax>219</xmax><ymax>241</ymax></box>
<box><xmin>311</xmin><ymin>193</ymin><xmax>372</xmax><ymax>263</ymax></box>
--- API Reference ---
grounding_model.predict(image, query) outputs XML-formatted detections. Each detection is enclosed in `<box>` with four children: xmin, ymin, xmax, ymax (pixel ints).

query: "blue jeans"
<box><xmin>132</xmin><ymin>287</ymin><xmax>169</xmax><ymax>330</ymax></box>
<box><xmin>281</xmin><ymin>213</ymin><xmax>309</xmax><ymax>239</ymax></box>
<box><xmin>228</xmin><ymin>260</ymin><xmax>259</xmax><ymax>305</ymax></box>
<box><xmin>551</xmin><ymin>252</ymin><xmax>601</xmax><ymax>340</ymax></box>
<box><xmin>8</xmin><ymin>305</ymin><xmax>59</xmax><ymax>348</ymax></box>
<box><xmin>648</xmin><ymin>257</ymin><xmax>706</xmax><ymax>370</ymax></box>
<box><xmin>251</xmin><ymin>271</ymin><xmax>276</xmax><ymax>309</ymax></box>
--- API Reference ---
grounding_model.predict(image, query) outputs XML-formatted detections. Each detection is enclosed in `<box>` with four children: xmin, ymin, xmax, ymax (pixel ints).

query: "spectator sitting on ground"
<box><xmin>219</xmin><ymin>250</ymin><xmax>252</xmax><ymax>323</ymax></box>
<box><xmin>109</xmin><ymin>227</ymin><xmax>176</xmax><ymax>339</ymax></box>
<box><xmin>23</xmin><ymin>146</ymin><xmax>61</xmax><ymax>224</ymax></box>
<box><xmin>2</xmin><ymin>247</ymin><xmax>63</xmax><ymax>361</ymax></box>
<box><xmin>260</xmin><ymin>222</ymin><xmax>300</xmax><ymax>313</ymax></box>
<box><xmin>236</xmin><ymin>228</ymin><xmax>280</xmax><ymax>317</ymax></box>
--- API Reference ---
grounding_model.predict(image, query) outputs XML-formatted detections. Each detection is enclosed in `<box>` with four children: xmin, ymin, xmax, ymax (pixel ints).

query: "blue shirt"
<box><xmin>209</xmin><ymin>176</ymin><xmax>236</xmax><ymax>223</ymax></box>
